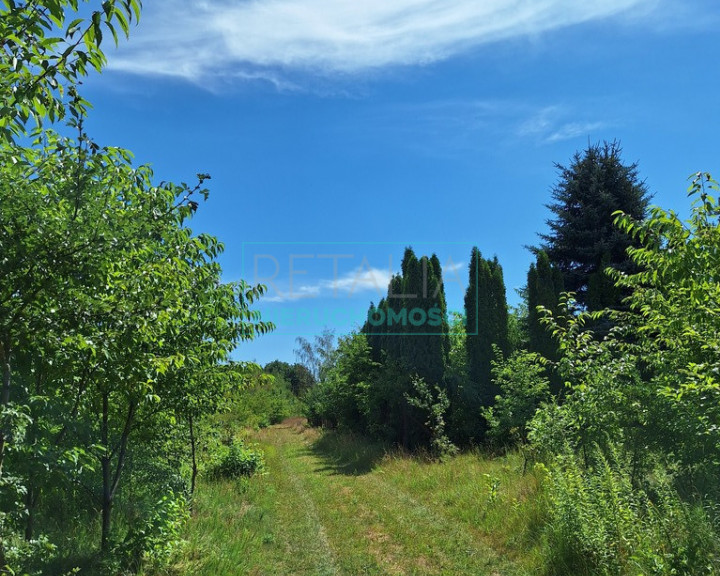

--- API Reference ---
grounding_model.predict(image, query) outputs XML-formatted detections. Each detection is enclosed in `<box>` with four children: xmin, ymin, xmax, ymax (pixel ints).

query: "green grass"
<box><xmin>170</xmin><ymin>419</ymin><xmax>545</xmax><ymax>575</ymax></box>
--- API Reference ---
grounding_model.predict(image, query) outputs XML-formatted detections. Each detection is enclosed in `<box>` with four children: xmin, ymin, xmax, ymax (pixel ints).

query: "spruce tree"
<box><xmin>539</xmin><ymin>140</ymin><xmax>650</xmax><ymax>310</ymax></box>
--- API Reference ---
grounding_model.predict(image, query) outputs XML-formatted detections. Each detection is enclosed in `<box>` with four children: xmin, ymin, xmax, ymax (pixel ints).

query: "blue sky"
<box><xmin>82</xmin><ymin>0</ymin><xmax>719</xmax><ymax>366</ymax></box>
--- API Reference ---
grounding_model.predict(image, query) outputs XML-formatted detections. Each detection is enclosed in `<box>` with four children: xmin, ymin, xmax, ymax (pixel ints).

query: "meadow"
<box><xmin>173</xmin><ymin>418</ymin><xmax>544</xmax><ymax>576</ymax></box>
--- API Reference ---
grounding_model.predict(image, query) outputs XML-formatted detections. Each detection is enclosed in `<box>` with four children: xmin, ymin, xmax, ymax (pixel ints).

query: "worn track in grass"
<box><xmin>179</xmin><ymin>419</ymin><xmax>534</xmax><ymax>576</ymax></box>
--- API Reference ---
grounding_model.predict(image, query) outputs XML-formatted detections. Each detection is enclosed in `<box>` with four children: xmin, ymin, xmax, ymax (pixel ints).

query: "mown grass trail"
<box><xmin>174</xmin><ymin>419</ymin><xmax>543</xmax><ymax>576</ymax></box>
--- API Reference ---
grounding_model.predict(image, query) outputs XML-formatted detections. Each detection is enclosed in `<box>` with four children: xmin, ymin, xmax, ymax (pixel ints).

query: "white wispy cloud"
<box><xmin>443</xmin><ymin>260</ymin><xmax>465</xmax><ymax>274</ymax></box>
<box><xmin>517</xmin><ymin>106</ymin><xmax>609</xmax><ymax>144</ymax></box>
<box><xmin>348</xmin><ymin>99</ymin><xmax>612</xmax><ymax>154</ymax></box>
<box><xmin>263</xmin><ymin>266</ymin><xmax>393</xmax><ymax>303</ymax></box>
<box><xmin>545</xmin><ymin>121</ymin><xmax>607</xmax><ymax>143</ymax></box>
<box><xmin>108</xmin><ymin>0</ymin><xmax>653</xmax><ymax>83</ymax></box>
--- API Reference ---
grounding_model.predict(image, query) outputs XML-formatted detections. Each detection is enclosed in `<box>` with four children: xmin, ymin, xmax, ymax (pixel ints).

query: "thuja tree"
<box><xmin>527</xmin><ymin>250</ymin><xmax>564</xmax><ymax>394</ymax></box>
<box><xmin>358</xmin><ymin>248</ymin><xmax>450</xmax><ymax>447</ymax></box>
<box><xmin>464</xmin><ymin>249</ymin><xmax>509</xmax><ymax>408</ymax></box>
<box><xmin>449</xmin><ymin>248</ymin><xmax>509</xmax><ymax>443</ymax></box>
<box><xmin>401</xmin><ymin>252</ymin><xmax>447</xmax><ymax>385</ymax></box>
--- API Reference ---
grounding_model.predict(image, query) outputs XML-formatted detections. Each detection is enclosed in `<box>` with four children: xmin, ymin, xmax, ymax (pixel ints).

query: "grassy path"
<box><xmin>176</xmin><ymin>420</ymin><xmax>540</xmax><ymax>575</ymax></box>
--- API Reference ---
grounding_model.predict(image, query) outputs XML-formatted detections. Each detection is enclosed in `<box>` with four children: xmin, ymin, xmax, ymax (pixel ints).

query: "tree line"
<box><xmin>305</xmin><ymin>140</ymin><xmax>651</xmax><ymax>451</ymax></box>
<box><xmin>303</xmin><ymin>140</ymin><xmax>720</xmax><ymax>573</ymax></box>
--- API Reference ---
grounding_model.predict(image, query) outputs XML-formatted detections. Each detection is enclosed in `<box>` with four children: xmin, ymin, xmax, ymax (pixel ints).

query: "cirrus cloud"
<box><xmin>107</xmin><ymin>0</ymin><xmax>655</xmax><ymax>84</ymax></box>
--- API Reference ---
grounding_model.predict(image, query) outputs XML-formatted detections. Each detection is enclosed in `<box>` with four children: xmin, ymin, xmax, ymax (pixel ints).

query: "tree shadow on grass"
<box><xmin>306</xmin><ymin>430</ymin><xmax>388</xmax><ymax>476</ymax></box>
<box><xmin>38</xmin><ymin>553</ymin><xmax>104</xmax><ymax>576</ymax></box>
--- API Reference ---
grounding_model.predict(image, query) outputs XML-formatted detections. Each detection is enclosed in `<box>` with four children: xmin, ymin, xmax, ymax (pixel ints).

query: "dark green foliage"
<box><xmin>207</xmin><ymin>440</ymin><xmax>266</xmax><ymax>480</ymax></box>
<box><xmin>527</xmin><ymin>251</ymin><xmax>564</xmax><ymax>394</ymax></box>
<box><xmin>539</xmin><ymin>140</ymin><xmax>651</xmax><ymax>310</ymax></box>
<box><xmin>264</xmin><ymin>360</ymin><xmax>316</xmax><ymax>396</ymax></box>
<box><xmin>363</xmin><ymin>247</ymin><xmax>448</xmax><ymax>387</ymax></box>
<box><xmin>488</xmin><ymin>259</ymin><xmax>510</xmax><ymax>360</ymax></box>
<box><xmin>404</xmin><ymin>376</ymin><xmax>457</xmax><ymax>459</ymax></box>
<box><xmin>482</xmin><ymin>349</ymin><xmax>550</xmax><ymax>446</ymax></box>
<box><xmin>527</xmin><ymin>251</ymin><xmax>563</xmax><ymax>360</ymax></box>
<box><xmin>404</xmin><ymin>254</ymin><xmax>447</xmax><ymax>385</ymax></box>
<box><xmin>462</xmin><ymin>248</ymin><xmax>510</xmax><ymax>441</ymax></box>
<box><xmin>356</xmin><ymin>248</ymin><xmax>453</xmax><ymax>447</ymax></box>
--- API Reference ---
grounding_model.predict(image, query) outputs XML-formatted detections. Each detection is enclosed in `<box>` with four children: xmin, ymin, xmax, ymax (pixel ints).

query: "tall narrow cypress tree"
<box><xmin>527</xmin><ymin>251</ymin><xmax>564</xmax><ymax>394</ymax></box>
<box><xmin>464</xmin><ymin>247</ymin><xmax>482</xmax><ymax>387</ymax></box>
<box><xmin>527</xmin><ymin>251</ymin><xmax>563</xmax><ymax>360</ymax></box>
<box><xmin>363</xmin><ymin>300</ymin><xmax>383</xmax><ymax>363</ymax></box>
<box><xmin>488</xmin><ymin>257</ymin><xmax>509</xmax><ymax>358</ymax></box>
<box><xmin>417</xmin><ymin>256</ymin><xmax>446</xmax><ymax>384</ymax></box>
<box><xmin>430</xmin><ymin>253</ymin><xmax>451</xmax><ymax>363</ymax></box>
<box><xmin>385</xmin><ymin>274</ymin><xmax>405</xmax><ymax>362</ymax></box>
<box><xmin>464</xmin><ymin>248</ymin><xmax>511</xmax><ymax>437</ymax></box>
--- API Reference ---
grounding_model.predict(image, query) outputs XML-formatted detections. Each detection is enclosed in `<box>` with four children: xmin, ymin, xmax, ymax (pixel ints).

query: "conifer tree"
<box><xmin>527</xmin><ymin>251</ymin><xmax>564</xmax><ymax>362</ymax></box>
<box><xmin>539</xmin><ymin>140</ymin><xmax>650</xmax><ymax>310</ymax></box>
<box><xmin>431</xmin><ymin>253</ymin><xmax>451</xmax><ymax>361</ymax></box>
<box><xmin>527</xmin><ymin>251</ymin><xmax>564</xmax><ymax>394</ymax></box>
<box><xmin>465</xmin><ymin>250</ymin><xmax>493</xmax><ymax>390</ymax></box>
<box><xmin>464</xmin><ymin>248</ymin><xmax>511</xmax><ymax>435</ymax></box>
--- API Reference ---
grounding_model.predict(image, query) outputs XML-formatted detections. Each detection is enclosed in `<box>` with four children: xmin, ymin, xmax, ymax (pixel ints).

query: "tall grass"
<box><xmin>540</xmin><ymin>448</ymin><xmax>720</xmax><ymax>576</ymax></box>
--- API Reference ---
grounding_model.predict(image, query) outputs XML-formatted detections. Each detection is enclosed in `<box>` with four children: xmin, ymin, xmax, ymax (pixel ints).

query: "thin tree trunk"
<box><xmin>0</xmin><ymin>339</ymin><xmax>12</xmax><ymax>479</ymax></box>
<box><xmin>24</xmin><ymin>486</ymin><xmax>35</xmax><ymax>541</ymax></box>
<box><xmin>189</xmin><ymin>415</ymin><xmax>198</xmax><ymax>497</ymax></box>
<box><xmin>100</xmin><ymin>393</ymin><xmax>137</xmax><ymax>552</ymax></box>
<box><xmin>101</xmin><ymin>391</ymin><xmax>112</xmax><ymax>552</ymax></box>
<box><xmin>0</xmin><ymin>338</ymin><xmax>12</xmax><ymax>570</ymax></box>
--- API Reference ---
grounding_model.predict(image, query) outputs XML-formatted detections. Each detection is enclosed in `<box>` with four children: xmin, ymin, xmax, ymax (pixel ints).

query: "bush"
<box><xmin>405</xmin><ymin>376</ymin><xmax>457</xmax><ymax>460</ymax></box>
<box><xmin>112</xmin><ymin>491</ymin><xmax>189</xmax><ymax>573</ymax></box>
<box><xmin>302</xmin><ymin>381</ymin><xmax>334</xmax><ymax>428</ymax></box>
<box><xmin>231</xmin><ymin>374</ymin><xmax>302</xmax><ymax>429</ymax></box>
<box><xmin>482</xmin><ymin>349</ymin><xmax>550</xmax><ymax>447</ymax></box>
<box><xmin>207</xmin><ymin>440</ymin><xmax>266</xmax><ymax>480</ymax></box>
<box><xmin>540</xmin><ymin>447</ymin><xmax>720</xmax><ymax>576</ymax></box>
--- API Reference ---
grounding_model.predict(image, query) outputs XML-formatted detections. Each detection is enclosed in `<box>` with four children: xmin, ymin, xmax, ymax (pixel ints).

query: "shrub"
<box><xmin>405</xmin><ymin>376</ymin><xmax>457</xmax><ymax>459</ymax></box>
<box><xmin>302</xmin><ymin>382</ymin><xmax>333</xmax><ymax>428</ymax></box>
<box><xmin>541</xmin><ymin>447</ymin><xmax>720</xmax><ymax>576</ymax></box>
<box><xmin>482</xmin><ymin>349</ymin><xmax>550</xmax><ymax>446</ymax></box>
<box><xmin>231</xmin><ymin>374</ymin><xmax>302</xmax><ymax>429</ymax></box>
<box><xmin>207</xmin><ymin>440</ymin><xmax>266</xmax><ymax>480</ymax></box>
<box><xmin>112</xmin><ymin>491</ymin><xmax>189</xmax><ymax>573</ymax></box>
